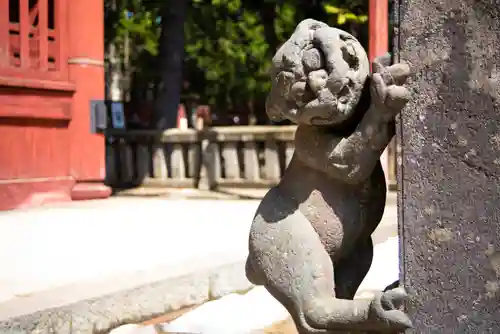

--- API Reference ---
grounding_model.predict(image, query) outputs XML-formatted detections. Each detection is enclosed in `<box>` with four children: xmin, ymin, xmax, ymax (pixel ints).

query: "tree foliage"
<box><xmin>105</xmin><ymin>0</ymin><xmax>369</xmax><ymax>126</ymax></box>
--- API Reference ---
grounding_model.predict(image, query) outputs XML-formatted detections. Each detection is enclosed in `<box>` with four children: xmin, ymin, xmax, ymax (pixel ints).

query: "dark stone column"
<box><xmin>394</xmin><ymin>0</ymin><xmax>500</xmax><ymax>332</ymax></box>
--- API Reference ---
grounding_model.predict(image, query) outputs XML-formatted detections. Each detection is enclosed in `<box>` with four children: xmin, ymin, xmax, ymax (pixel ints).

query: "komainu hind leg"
<box><xmin>247</xmin><ymin>202</ymin><xmax>411</xmax><ymax>334</ymax></box>
<box><xmin>333</xmin><ymin>237</ymin><xmax>374</xmax><ymax>300</ymax></box>
<box><xmin>245</xmin><ymin>256</ymin><xmax>265</xmax><ymax>286</ymax></box>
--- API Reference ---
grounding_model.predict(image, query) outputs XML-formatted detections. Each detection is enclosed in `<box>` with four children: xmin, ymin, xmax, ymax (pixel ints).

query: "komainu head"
<box><xmin>266</xmin><ymin>19</ymin><xmax>369</xmax><ymax>126</ymax></box>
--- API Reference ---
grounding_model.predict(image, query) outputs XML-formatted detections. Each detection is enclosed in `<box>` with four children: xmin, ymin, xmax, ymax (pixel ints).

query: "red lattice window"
<box><xmin>0</xmin><ymin>0</ymin><xmax>68</xmax><ymax>81</ymax></box>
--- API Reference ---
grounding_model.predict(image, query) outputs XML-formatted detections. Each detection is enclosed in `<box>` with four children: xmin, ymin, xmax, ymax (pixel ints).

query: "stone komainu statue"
<box><xmin>245</xmin><ymin>19</ymin><xmax>412</xmax><ymax>333</ymax></box>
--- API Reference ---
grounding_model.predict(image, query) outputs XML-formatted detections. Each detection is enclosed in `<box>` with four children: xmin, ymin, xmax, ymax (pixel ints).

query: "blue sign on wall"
<box><xmin>111</xmin><ymin>102</ymin><xmax>126</xmax><ymax>129</ymax></box>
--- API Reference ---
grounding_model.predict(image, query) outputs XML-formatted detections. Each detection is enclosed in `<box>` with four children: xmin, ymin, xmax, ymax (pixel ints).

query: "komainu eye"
<box><xmin>302</xmin><ymin>48</ymin><xmax>325</xmax><ymax>73</ymax></box>
<box><xmin>341</xmin><ymin>44</ymin><xmax>359</xmax><ymax>70</ymax></box>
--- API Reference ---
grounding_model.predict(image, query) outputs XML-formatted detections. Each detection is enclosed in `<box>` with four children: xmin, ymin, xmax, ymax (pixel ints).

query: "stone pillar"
<box><xmin>395</xmin><ymin>0</ymin><xmax>500</xmax><ymax>332</ymax></box>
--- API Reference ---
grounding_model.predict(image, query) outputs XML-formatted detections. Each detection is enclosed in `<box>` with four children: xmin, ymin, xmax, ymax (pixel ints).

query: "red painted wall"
<box><xmin>0</xmin><ymin>0</ymin><xmax>110</xmax><ymax>210</ymax></box>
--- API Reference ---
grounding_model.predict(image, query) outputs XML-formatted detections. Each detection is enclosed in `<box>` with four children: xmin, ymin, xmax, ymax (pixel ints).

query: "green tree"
<box><xmin>104</xmin><ymin>0</ymin><xmax>370</xmax><ymax>127</ymax></box>
<box><xmin>183</xmin><ymin>0</ymin><xmax>274</xmax><ymax>123</ymax></box>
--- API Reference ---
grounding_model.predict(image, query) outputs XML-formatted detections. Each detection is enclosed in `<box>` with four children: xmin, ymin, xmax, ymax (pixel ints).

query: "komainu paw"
<box><xmin>369</xmin><ymin>287</ymin><xmax>413</xmax><ymax>332</ymax></box>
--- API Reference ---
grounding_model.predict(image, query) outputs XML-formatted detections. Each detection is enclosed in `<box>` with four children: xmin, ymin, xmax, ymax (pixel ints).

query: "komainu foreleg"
<box><xmin>294</xmin><ymin>55</ymin><xmax>411</xmax><ymax>185</ymax></box>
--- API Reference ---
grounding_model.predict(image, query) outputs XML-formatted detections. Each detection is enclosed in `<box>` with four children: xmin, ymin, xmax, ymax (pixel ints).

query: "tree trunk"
<box><xmin>108</xmin><ymin>42</ymin><xmax>123</xmax><ymax>101</ymax></box>
<box><xmin>105</xmin><ymin>0</ymin><xmax>122</xmax><ymax>101</ymax></box>
<box><xmin>299</xmin><ymin>0</ymin><xmax>328</xmax><ymax>22</ymax></box>
<box><xmin>153</xmin><ymin>0</ymin><xmax>188</xmax><ymax>130</ymax></box>
<box><xmin>260</xmin><ymin>3</ymin><xmax>278</xmax><ymax>54</ymax></box>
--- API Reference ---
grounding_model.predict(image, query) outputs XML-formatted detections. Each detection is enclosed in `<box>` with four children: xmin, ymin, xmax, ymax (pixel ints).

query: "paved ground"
<box><xmin>0</xmin><ymin>192</ymin><xmax>398</xmax><ymax>333</ymax></box>
<box><xmin>157</xmin><ymin>237</ymin><xmax>399</xmax><ymax>334</ymax></box>
<box><xmin>114</xmin><ymin>187</ymin><xmax>271</xmax><ymax>200</ymax></box>
<box><xmin>0</xmin><ymin>198</ymin><xmax>258</xmax><ymax>332</ymax></box>
<box><xmin>109</xmin><ymin>194</ymin><xmax>399</xmax><ymax>334</ymax></box>
<box><xmin>115</xmin><ymin>187</ymin><xmax>397</xmax><ymax>204</ymax></box>
<box><xmin>110</xmin><ymin>235</ymin><xmax>399</xmax><ymax>334</ymax></box>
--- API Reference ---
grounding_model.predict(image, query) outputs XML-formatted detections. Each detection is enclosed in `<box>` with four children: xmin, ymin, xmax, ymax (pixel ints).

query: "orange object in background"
<box><xmin>369</xmin><ymin>0</ymin><xmax>389</xmax><ymax>67</ymax></box>
<box><xmin>177</xmin><ymin>104</ymin><xmax>188</xmax><ymax>130</ymax></box>
<box><xmin>369</xmin><ymin>0</ymin><xmax>391</xmax><ymax>186</ymax></box>
<box><xmin>0</xmin><ymin>0</ymin><xmax>110</xmax><ymax>211</ymax></box>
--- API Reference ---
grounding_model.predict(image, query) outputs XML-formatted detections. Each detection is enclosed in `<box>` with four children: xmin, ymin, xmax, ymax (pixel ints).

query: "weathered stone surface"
<box><xmin>209</xmin><ymin>262</ymin><xmax>254</xmax><ymax>299</ymax></box>
<box><xmin>395</xmin><ymin>0</ymin><xmax>500</xmax><ymax>332</ymax></box>
<box><xmin>0</xmin><ymin>261</ymin><xmax>255</xmax><ymax>334</ymax></box>
<box><xmin>246</xmin><ymin>19</ymin><xmax>412</xmax><ymax>333</ymax></box>
<box><xmin>0</xmin><ymin>273</ymin><xmax>210</xmax><ymax>334</ymax></box>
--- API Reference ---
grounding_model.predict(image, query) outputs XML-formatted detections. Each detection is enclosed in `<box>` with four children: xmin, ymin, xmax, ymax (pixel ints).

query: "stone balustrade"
<box><xmin>105</xmin><ymin>125</ymin><xmax>297</xmax><ymax>189</ymax></box>
<box><xmin>105</xmin><ymin>125</ymin><xmax>397</xmax><ymax>190</ymax></box>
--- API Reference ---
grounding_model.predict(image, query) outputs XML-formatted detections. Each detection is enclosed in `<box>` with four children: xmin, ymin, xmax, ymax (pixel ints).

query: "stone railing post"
<box><xmin>152</xmin><ymin>143</ymin><xmax>168</xmax><ymax>181</ymax></box>
<box><xmin>264</xmin><ymin>140</ymin><xmax>281</xmax><ymax>182</ymax></box>
<box><xmin>243</xmin><ymin>139</ymin><xmax>260</xmax><ymax>182</ymax></box>
<box><xmin>221</xmin><ymin>141</ymin><xmax>240</xmax><ymax>180</ymax></box>
<box><xmin>105</xmin><ymin>138</ymin><xmax>117</xmax><ymax>185</ymax></box>
<box><xmin>202</xmin><ymin>140</ymin><xmax>221</xmax><ymax>190</ymax></box>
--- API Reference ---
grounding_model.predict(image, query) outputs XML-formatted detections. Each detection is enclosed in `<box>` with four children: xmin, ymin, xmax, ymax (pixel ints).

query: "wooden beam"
<box><xmin>55</xmin><ymin>0</ymin><xmax>68</xmax><ymax>74</ymax></box>
<box><xmin>19</xmin><ymin>0</ymin><xmax>30</xmax><ymax>68</ymax></box>
<box><xmin>38</xmin><ymin>0</ymin><xmax>48</xmax><ymax>71</ymax></box>
<box><xmin>0</xmin><ymin>0</ymin><xmax>9</xmax><ymax>66</ymax></box>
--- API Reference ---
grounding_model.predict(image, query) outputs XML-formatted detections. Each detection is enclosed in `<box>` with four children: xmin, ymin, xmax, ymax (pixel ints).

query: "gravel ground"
<box><xmin>263</xmin><ymin>318</ymin><xmax>298</xmax><ymax>333</ymax></box>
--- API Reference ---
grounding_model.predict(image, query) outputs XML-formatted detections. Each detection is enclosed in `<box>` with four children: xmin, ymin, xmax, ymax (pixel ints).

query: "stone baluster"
<box><xmin>264</xmin><ymin>139</ymin><xmax>281</xmax><ymax>181</ymax></box>
<box><xmin>243</xmin><ymin>140</ymin><xmax>260</xmax><ymax>182</ymax></box>
<box><xmin>187</xmin><ymin>143</ymin><xmax>201</xmax><ymax>179</ymax></box>
<box><xmin>222</xmin><ymin>142</ymin><xmax>240</xmax><ymax>180</ymax></box>
<box><xmin>201</xmin><ymin>141</ymin><xmax>221</xmax><ymax>190</ymax></box>
<box><xmin>136</xmin><ymin>144</ymin><xmax>151</xmax><ymax>183</ymax></box>
<box><xmin>152</xmin><ymin>143</ymin><xmax>168</xmax><ymax>180</ymax></box>
<box><xmin>120</xmin><ymin>140</ymin><xmax>134</xmax><ymax>183</ymax></box>
<box><xmin>170</xmin><ymin>143</ymin><xmax>186</xmax><ymax>180</ymax></box>
<box><xmin>105</xmin><ymin>140</ymin><xmax>117</xmax><ymax>185</ymax></box>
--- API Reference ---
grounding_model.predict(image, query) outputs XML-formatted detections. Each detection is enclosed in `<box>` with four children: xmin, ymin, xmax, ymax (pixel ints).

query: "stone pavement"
<box><xmin>0</xmin><ymin>192</ymin><xmax>397</xmax><ymax>333</ymax></box>
<box><xmin>110</xmin><ymin>235</ymin><xmax>399</xmax><ymax>334</ymax></box>
<box><xmin>161</xmin><ymin>237</ymin><xmax>399</xmax><ymax>334</ymax></box>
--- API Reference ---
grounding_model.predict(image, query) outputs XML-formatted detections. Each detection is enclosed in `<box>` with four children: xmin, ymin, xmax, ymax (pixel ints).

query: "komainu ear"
<box><xmin>265</xmin><ymin>95</ymin><xmax>285</xmax><ymax>122</ymax></box>
<box><xmin>266</xmin><ymin>71</ymin><xmax>295</xmax><ymax>123</ymax></box>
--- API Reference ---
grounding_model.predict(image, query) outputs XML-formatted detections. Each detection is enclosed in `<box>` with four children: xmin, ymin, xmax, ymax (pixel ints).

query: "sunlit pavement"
<box><xmin>157</xmin><ymin>237</ymin><xmax>399</xmax><ymax>334</ymax></box>
<box><xmin>0</xmin><ymin>193</ymin><xmax>398</xmax><ymax>333</ymax></box>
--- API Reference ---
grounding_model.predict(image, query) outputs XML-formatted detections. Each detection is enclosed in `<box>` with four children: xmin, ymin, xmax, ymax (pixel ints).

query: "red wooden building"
<box><xmin>0</xmin><ymin>0</ymin><xmax>110</xmax><ymax>211</ymax></box>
